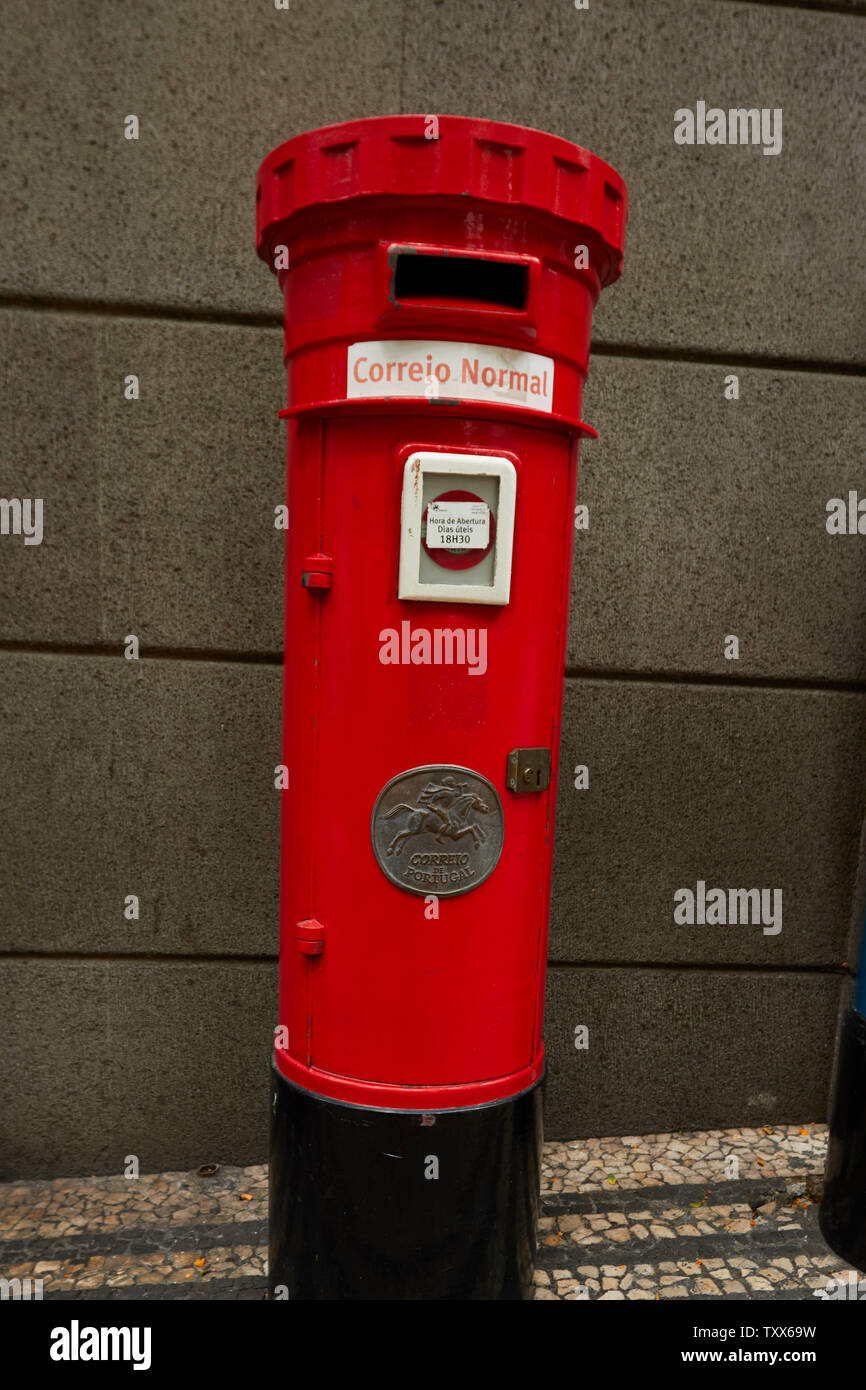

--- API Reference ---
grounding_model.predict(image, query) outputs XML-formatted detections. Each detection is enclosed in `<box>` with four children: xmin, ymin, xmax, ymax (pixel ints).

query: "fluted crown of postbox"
<box><xmin>256</xmin><ymin>115</ymin><xmax>627</xmax><ymax>288</ymax></box>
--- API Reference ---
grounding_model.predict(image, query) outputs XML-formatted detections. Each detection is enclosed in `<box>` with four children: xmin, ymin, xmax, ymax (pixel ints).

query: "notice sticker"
<box><xmin>347</xmin><ymin>339</ymin><xmax>554</xmax><ymax>412</ymax></box>
<box><xmin>426</xmin><ymin>500</ymin><xmax>490</xmax><ymax>550</ymax></box>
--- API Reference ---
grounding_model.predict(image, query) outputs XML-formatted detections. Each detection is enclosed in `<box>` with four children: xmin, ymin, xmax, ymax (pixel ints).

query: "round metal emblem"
<box><xmin>371</xmin><ymin>764</ymin><xmax>504</xmax><ymax>898</ymax></box>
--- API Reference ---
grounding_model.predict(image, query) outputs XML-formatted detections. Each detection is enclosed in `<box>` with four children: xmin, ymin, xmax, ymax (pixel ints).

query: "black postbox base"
<box><xmin>269</xmin><ymin>1064</ymin><xmax>543</xmax><ymax>1300</ymax></box>
<box><xmin>820</xmin><ymin>1007</ymin><xmax>866</xmax><ymax>1273</ymax></box>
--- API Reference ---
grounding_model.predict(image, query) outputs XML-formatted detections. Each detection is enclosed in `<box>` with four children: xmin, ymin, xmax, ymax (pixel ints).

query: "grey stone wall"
<box><xmin>1</xmin><ymin>0</ymin><xmax>864</xmax><ymax>1177</ymax></box>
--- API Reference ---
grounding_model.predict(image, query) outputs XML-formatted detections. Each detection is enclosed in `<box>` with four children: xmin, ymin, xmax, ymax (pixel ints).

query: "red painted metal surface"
<box><xmin>257</xmin><ymin>116</ymin><xmax>627</xmax><ymax>1110</ymax></box>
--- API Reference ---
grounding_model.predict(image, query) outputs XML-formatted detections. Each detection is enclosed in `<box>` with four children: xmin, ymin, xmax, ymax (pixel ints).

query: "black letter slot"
<box><xmin>393</xmin><ymin>252</ymin><xmax>529</xmax><ymax>312</ymax></box>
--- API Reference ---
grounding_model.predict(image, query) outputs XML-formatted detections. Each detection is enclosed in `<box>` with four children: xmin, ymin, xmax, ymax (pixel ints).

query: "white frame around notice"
<box><xmin>398</xmin><ymin>451</ymin><xmax>517</xmax><ymax>606</ymax></box>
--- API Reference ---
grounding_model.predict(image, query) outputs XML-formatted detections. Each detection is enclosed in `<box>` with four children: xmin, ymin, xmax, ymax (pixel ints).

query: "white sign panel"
<box><xmin>426</xmin><ymin>500</ymin><xmax>490</xmax><ymax>550</ymax></box>
<box><xmin>347</xmin><ymin>339</ymin><xmax>554</xmax><ymax>413</ymax></box>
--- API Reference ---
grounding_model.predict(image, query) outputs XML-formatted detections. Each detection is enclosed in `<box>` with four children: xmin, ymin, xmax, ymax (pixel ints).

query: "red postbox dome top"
<box><xmin>256</xmin><ymin>115</ymin><xmax>627</xmax><ymax>288</ymax></box>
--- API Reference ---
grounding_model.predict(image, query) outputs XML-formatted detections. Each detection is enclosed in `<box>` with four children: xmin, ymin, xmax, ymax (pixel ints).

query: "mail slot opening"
<box><xmin>392</xmin><ymin>252</ymin><xmax>529</xmax><ymax>311</ymax></box>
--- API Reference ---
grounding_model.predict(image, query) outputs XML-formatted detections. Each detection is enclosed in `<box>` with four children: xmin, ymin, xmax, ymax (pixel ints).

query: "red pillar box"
<box><xmin>256</xmin><ymin>115</ymin><xmax>627</xmax><ymax>1300</ymax></box>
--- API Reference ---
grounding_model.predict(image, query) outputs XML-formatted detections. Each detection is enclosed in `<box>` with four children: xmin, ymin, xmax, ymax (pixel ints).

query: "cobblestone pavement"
<box><xmin>0</xmin><ymin>1123</ymin><xmax>854</xmax><ymax>1300</ymax></box>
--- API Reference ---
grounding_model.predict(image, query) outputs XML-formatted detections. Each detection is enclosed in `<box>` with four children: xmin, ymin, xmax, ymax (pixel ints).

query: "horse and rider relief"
<box><xmin>371</xmin><ymin>765</ymin><xmax>505</xmax><ymax>898</ymax></box>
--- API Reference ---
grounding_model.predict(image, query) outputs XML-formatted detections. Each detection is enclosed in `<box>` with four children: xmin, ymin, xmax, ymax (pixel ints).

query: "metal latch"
<box><xmin>506</xmin><ymin>747</ymin><xmax>551</xmax><ymax>793</ymax></box>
